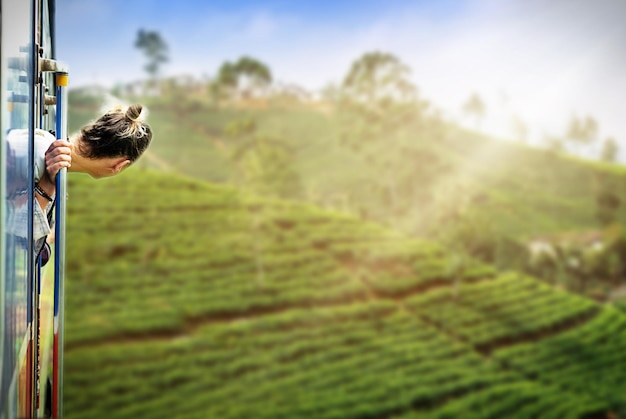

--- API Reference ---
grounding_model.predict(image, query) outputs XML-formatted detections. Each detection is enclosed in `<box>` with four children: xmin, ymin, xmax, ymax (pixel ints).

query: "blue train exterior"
<box><xmin>1</xmin><ymin>1</ymin><xmax>67</xmax><ymax>417</ymax></box>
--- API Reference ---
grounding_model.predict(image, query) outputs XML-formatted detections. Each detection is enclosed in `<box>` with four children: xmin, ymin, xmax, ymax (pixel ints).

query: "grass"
<box><xmin>63</xmin><ymin>168</ymin><xmax>626</xmax><ymax>418</ymax></box>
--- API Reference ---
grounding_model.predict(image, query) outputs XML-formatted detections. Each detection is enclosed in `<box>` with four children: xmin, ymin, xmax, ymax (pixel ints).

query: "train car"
<box><xmin>1</xmin><ymin>0</ymin><xmax>68</xmax><ymax>418</ymax></box>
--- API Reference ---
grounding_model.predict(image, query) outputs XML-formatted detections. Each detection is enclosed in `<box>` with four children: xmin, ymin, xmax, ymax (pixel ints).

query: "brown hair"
<box><xmin>79</xmin><ymin>104</ymin><xmax>152</xmax><ymax>163</ymax></box>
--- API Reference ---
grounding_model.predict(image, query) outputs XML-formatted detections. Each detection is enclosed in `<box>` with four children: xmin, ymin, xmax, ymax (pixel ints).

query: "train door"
<box><xmin>1</xmin><ymin>0</ymin><xmax>65</xmax><ymax>417</ymax></box>
<box><xmin>1</xmin><ymin>1</ymin><xmax>38</xmax><ymax>416</ymax></box>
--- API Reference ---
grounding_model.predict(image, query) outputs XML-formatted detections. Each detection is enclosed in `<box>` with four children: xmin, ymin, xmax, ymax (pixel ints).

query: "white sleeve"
<box><xmin>34</xmin><ymin>129</ymin><xmax>56</xmax><ymax>182</ymax></box>
<box><xmin>5</xmin><ymin>129</ymin><xmax>55</xmax><ymax>242</ymax></box>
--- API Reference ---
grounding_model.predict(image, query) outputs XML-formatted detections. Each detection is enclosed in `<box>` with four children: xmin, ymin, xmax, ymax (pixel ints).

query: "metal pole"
<box><xmin>52</xmin><ymin>70</ymin><xmax>67</xmax><ymax>419</ymax></box>
<box><xmin>27</xmin><ymin>0</ymin><xmax>39</xmax><ymax>416</ymax></box>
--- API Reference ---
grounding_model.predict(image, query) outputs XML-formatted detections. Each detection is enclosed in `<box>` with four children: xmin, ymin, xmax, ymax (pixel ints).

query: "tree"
<box><xmin>215</xmin><ymin>56</ymin><xmax>272</xmax><ymax>100</ymax></box>
<box><xmin>601</xmin><ymin>136</ymin><xmax>619</xmax><ymax>162</ymax></box>
<box><xmin>566</xmin><ymin>115</ymin><xmax>598</xmax><ymax>155</ymax></box>
<box><xmin>213</xmin><ymin>61</ymin><xmax>238</xmax><ymax>102</ymax></box>
<box><xmin>342</xmin><ymin>51</ymin><xmax>416</xmax><ymax>108</ymax></box>
<box><xmin>340</xmin><ymin>51</ymin><xmax>423</xmax><ymax>140</ymax></box>
<box><xmin>462</xmin><ymin>93</ymin><xmax>486</xmax><ymax>130</ymax></box>
<box><xmin>134</xmin><ymin>29</ymin><xmax>169</xmax><ymax>80</ymax></box>
<box><xmin>338</xmin><ymin>52</ymin><xmax>426</xmax><ymax>217</ymax></box>
<box><xmin>217</xmin><ymin>61</ymin><xmax>238</xmax><ymax>89</ymax></box>
<box><xmin>337</xmin><ymin>51</ymin><xmax>450</xmax><ymax>225</ymax></box>
<box><xmin>234</xmin><ymin>56</ymin><xmax>272</xmax><ymax>97</ymax></box>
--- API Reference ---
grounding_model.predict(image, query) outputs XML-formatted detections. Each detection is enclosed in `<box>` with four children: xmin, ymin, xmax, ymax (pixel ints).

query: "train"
<box><xmin>1</xmin><ymin>0</ymin><xmax>68</xmax><ymax>417</ymax></box>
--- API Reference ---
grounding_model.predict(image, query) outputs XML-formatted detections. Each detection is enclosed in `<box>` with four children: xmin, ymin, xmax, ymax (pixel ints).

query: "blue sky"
<box><xmin>56</xmin><ymin>0</ymin><xmax>470</xmax><ymax>86</ymax></box>
<box><xmin>57</xmin><ymin>0</ymin><xmax>626</xmax><ymax>154</ymax></box>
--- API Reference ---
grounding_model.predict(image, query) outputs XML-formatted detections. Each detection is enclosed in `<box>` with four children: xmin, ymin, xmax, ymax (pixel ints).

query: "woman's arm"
<box><xmin>35</xmin><ymin>139</ymin><xmax>72</xmax><ymax>210</ymax></box>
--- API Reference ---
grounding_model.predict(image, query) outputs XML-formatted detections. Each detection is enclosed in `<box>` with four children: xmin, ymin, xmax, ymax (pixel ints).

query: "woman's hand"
<box><xmin>43</xmin><ymin>139</ymin><xmax>73</xmax><ymax>186</ymax></box>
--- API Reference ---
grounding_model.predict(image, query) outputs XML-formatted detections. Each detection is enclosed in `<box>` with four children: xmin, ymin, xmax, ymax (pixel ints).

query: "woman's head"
<box><xmin>79</xmin><ymin>104</ymin><xmax>152</xmax><ymax>164</ymax></box>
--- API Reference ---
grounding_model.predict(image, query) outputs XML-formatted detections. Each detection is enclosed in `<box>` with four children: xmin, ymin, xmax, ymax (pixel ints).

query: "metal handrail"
<box><xmin>52</xmin><ymin>70</ymin><xmax>68</xmax><ymax>419</ymax></box>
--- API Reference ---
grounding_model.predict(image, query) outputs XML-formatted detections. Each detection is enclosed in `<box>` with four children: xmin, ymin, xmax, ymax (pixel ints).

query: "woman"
<box><xmin>7</xmin><ymin>103</ymin><xmax>152</xmax><ymax>258</ymax></box>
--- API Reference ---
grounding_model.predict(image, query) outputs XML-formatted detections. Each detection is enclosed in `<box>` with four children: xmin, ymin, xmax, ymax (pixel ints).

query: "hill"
<box><xmin>63</xmin><ymin>168</ymin><xmax>626</xmax><ymax>418</ymax></box>
<box><xmin>138</xmin><ymin>97</ymin><xmax>626</xmax><ymax>236</ymax></box>
<box><xmin>68</xmin><ymin>92</ymin><xmax>626</xmax><ymax>301</ymax></box>
<box><xmin>69</xmin><ymin>93</ymin><xmax>626</xmax><ymax>235</ymax></box>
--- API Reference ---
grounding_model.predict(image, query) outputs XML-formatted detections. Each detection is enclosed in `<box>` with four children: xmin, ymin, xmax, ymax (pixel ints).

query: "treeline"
<box><xmin>127</xmin><ymin>28</ymin><xmax>620</xmax><ymax>163</ymax></box>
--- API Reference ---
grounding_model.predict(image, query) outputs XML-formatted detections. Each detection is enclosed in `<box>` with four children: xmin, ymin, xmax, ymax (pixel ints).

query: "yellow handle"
<box><xmin>55</xmin><ymin>73</ymin><xmax>68</xmax><ymax>86</ymax></box>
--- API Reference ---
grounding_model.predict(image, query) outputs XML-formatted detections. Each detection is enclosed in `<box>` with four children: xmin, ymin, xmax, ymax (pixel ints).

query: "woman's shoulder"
<box><xmin>7</xmin><ymin>129</ymin><xmax>55</xmax><ymax>160</ymax></box>
<box><xmin>7</xmin><ymin>128</ymin><xmax>55</xmax><ymax>141</ymax></box>
<box><xmin>35</xmin><ymin>128</ymin><xmax>56</xmax><ymax>143</ymax></box>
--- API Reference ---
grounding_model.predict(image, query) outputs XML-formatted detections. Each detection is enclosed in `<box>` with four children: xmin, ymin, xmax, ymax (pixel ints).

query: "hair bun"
<box><xmin>126</xmin><ymin>104</ymin><xmax>143</xmax><ymax>121</ymax></box>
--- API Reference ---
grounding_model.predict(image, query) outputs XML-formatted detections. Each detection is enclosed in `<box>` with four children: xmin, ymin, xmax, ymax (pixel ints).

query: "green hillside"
<box><xmin>63</xmin><ymin>168</ymin><xmax>626</xmax><ymax>418</ymax></box>
<box><xmin>68</xmin><ymin>92</ymin><xmax>626</xmax><ymax>301</ymax></box>
<box><xmin>142</xmin><ymin>98</ymin><xmax>626</xmax><ymax>236</ymax></box>
<box><xmin>69</xmin><ymin>94</ymin><xmax>626</xmax><ymax>239</ymax></box>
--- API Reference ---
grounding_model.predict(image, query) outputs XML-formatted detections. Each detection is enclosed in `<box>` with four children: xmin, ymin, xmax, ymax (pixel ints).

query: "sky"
<box><xmin>56</xmin><ymin>0</ymin><xmax>626</xmax><ymax>157</ymax></box>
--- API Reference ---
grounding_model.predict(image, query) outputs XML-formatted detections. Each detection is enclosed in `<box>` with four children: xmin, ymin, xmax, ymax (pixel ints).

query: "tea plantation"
<box><xmin>63</xmin><ymin>168</ymin><xmax>626</xmax><ymax>418</ymax></box>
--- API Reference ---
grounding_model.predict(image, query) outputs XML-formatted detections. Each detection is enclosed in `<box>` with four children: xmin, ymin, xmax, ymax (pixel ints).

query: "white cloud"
<box><xmin>244</xmin><ymin>12</ymin><xmax>279</xmax><ymax>39</ymax></box>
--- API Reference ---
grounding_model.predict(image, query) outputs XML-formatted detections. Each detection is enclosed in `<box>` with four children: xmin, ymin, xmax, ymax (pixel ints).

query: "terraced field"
<box><xmin>63</xmin><ymin>169</ymin><xmax>626</xmax><ymax>418</ymax></box>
